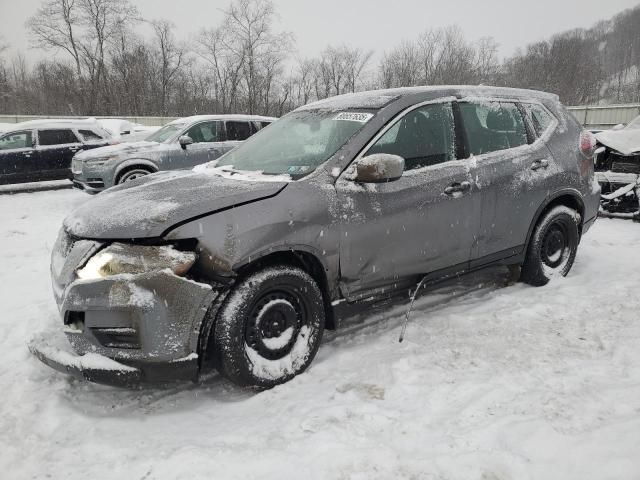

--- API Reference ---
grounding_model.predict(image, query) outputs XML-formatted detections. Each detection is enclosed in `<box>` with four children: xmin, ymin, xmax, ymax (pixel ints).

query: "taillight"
<box><xmin>579</xmin><ymin>130</ymin><xmax>596</xmax><ymax>158</ymax></box>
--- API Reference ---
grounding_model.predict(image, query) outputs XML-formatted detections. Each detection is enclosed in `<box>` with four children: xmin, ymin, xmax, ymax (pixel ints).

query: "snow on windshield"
<box><xmin>214</xmin><ymin>110</ymin><xmax>373</xmax><ymax>177</ymax></box>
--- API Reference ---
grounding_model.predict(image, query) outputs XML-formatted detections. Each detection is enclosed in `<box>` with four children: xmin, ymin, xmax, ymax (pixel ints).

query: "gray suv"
<box><xmin>31</xmin><ymin>86</ymin><xmax>600</xmax><ymax>388</ymax></box>
<box><xmin>71</xmin><ymin>114</ymin><xmax>275</xmax><ymax>193</ymax></box>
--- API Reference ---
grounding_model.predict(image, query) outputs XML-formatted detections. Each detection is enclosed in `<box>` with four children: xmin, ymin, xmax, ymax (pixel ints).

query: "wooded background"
<box><xmin>1</xmin><ymin>0</ymin><xmax>639</xmax><ymax>118</ymax></box>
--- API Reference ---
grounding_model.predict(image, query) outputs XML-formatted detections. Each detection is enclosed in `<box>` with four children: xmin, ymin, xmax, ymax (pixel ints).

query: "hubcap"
<box><xmin>244</xmin><ymin>291</ymin><xmax>304</xmax><ymax>360</ymax></box>
<box><xmin>542</xmin><ymin>223</ymin><xmax>568</xmax><ymax>268</ymax></box>
<box><xmin>122</xmin><ymin>171</ymin><xmax>148</xmax><ymax>183</ymax></box>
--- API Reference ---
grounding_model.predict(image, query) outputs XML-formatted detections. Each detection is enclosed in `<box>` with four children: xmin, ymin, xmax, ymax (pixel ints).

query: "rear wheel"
<box><xmin>521</xmin><ymin>205</ymin><xmax>580</xmax><ymax>286</ymax></box>
<box><xmin>213</xmin><ymin>265</ymin><xmax>325</xmax><ymax>388</ymax></box>
<box><xmin>116</xmin><ymin>167</ymin><xmax>153</xmax><ymax>184</ymax></box>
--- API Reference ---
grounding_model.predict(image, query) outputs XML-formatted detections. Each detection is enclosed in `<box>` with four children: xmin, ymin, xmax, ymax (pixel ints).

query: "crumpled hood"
<box><xmin>64</xmin><ymin>170</ymin><xmax>288</xmax><ymax>239</ymax></box>
<box><xmin>595</xmin><ymin>129</ymin><xmax>640</xmax><ymax>156</ymax></box>
<box><xmin>74</xmin><ymin>141</ymin><xmax>165</xmax><ymax>160</ymax></box>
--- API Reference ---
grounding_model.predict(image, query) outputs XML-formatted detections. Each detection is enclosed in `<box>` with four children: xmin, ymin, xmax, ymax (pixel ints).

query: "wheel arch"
<box><xmin>525</xmin><ymin>189</ymin><xmax>586</xmax><ymax>251</ymax></box>
<box><xmin>234</xmin><ymin>247</ymin><xmax>337</xmax><ymax>331</ymax></box>
<box><xmin>113</xmin><ymin>159</ymin><xmax>158</xmax><ymax>183</ymax></box>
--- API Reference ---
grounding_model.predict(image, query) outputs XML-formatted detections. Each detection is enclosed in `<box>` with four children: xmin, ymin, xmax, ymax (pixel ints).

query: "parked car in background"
<box><xmin>71</xmin><ymin>114</ymin><xmax>276</xmax><ymax>193</ymax></box>
<box><xmin>96</xmin><ymin>118</ymin><xmax>160</xmax><ymax>143</ymax></box>
<box><xmin>0</xmin><ymin>119</ymin><xmax>112</xmax><ymax>185</ymax></box>
<box><xmin>594</xmin><ymin>115</ymin><xmax>640</xmax><ymax>219</ymax></box>
<box><xmin>32</xmin><ymin>86</ymin><xmax>599</xmax><ymax>389</ymax></box>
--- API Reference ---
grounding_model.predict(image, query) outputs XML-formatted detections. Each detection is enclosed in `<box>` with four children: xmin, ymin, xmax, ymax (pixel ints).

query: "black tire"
<box><xmin>116</xmin><ymin>166</ymin><xmax>153</xmax><ymax>184</ymax></box>
<box><xmin>521</xmin><ymin>205</ymin><xmax>580</xmax><ymax>286</ymax></box>
<box><xmin>213</xmin><ymin>265</ymin><xmax>325</xmax><ymax>388</ymax></box>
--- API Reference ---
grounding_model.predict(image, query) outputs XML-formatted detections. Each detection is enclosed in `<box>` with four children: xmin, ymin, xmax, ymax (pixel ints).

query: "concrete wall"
<box><xmin>2</xmin><ymin>104</ymin><xmax>640</xmax><ymax>131</ymax></box>
<box><xmin>0</xmin><ymin>115</ymin><xmax>179</xmax><ymax>127</ymax></box>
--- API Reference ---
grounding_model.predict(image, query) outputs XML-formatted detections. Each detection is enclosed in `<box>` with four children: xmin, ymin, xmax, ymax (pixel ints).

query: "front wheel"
<box><xmin>117</xmin><ymin>167</ymin><xmax>152</xmax><ymax>184</ymax></box>
<box><xmin>521</xmin><ymin>205</ymin><xmax>580</xmax><ymax>286</ymax></box>
<box><xmin>213</xmin><ymin>265</ymin><xmax>325</xmax><ymax>388</ymax></box>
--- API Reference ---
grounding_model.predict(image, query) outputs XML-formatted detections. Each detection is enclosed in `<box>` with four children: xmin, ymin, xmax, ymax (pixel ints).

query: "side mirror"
<box><xmin>354</xmin><ymin>154</ymin><xmax>405</xmax><ymax>183</ymax></box>
<box><xmin>612</xmin><ymin>123</ymin><xmax>625</xmax><ymax>131</ymax></box>
<box><xmin>179</xmin><ymin>135</ymin><xmax>194</xmax><ymax>149</ymax></box>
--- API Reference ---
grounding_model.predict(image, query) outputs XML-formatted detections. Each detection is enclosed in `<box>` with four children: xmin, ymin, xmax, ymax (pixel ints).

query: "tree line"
<box><xmin>1</xmin><ymin>0</ymin><xmax>639</xmax><ymax>118</ymax></box>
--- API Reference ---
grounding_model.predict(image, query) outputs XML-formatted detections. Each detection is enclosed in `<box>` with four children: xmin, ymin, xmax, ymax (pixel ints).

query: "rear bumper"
<box><xmin>29</xmin><ymin>326</ymin><xmax>199</xmax><ymax>387</ymax></box>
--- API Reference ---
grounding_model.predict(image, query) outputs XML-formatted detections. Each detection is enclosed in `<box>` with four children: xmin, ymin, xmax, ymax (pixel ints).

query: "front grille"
<box><xmin>91</xmin><ymin>327</ymin><xmax>141</xmax><ymax>349</ymax></box>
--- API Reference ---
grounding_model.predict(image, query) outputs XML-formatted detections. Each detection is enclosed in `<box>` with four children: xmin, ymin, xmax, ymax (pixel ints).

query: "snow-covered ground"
<box><xmin>1</xmin><ymin>188</ymin><xmax>639</xmax><ymax>480</ymax></box>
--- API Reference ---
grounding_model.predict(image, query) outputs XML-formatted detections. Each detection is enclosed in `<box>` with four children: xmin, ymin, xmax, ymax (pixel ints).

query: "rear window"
<box><xmin>459</xmin><ymin>101</ymin><xmax>529</xmax><ymax>156</ymax></box>
<box><xmin>524</xmin><ymin>104</ymin><xmax>555</xmax><ymax>136</ymax></box>
<box><xmin>39</xmin><ymin>129</ymin><xmax>79</xmax><ymax>146</ymax></box>
<box><xmin>226</xmin><ymin>121</ymin><xmax>252</xmax><ymax>141</ymax></box>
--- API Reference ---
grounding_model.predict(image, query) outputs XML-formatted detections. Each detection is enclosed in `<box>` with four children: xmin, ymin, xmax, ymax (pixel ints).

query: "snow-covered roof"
<box><xmin>168</xmin><ymin>114</ymin><xmax>278</xmax><ymax>125</ymax></box>
<box><xmin>10</xmin><ymin>118</ymin><xmax>104</xmax><ymax>130</ymax></box>
<box><xmin>298</xmin><ymin>85</ymin><xmax>559</xmax><ymax>111</ymax></box>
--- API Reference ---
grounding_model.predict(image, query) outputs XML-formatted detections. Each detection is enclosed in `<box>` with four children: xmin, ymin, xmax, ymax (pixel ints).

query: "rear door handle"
<box><xmin>530</xmin><ymin>159</ymin><xmax>549</xmax><ymax>171</ymax></box>
<box><xmin>444</xmin><ymin>181</ymin><xmax>471</xmax><ymax>195</ymax></box>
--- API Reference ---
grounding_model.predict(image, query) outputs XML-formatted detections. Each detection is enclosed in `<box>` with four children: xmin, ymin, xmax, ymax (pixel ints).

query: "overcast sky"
<box><xmin>2</xmin><ymin>0</ymin><xmax>639</xmax><ymax>62</ymax></box>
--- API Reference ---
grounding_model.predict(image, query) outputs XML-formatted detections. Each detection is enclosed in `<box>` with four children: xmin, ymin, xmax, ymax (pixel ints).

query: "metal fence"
<box><xmin>566</xmin><ymin>104</ymin><xmax>640</xmax><ymax>130</ymax></box>
<box><xmin>2</xmin><ymin>104</ymin><xmax>640</xmax><ymax>131</ymax></box>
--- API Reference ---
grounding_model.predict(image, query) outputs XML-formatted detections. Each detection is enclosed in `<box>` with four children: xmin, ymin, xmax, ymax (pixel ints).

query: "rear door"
<box><xmin>0</xmin><ymin>130</ymin><xmax>37</xmax><ymax>184</ymax></box>
<box><xmin>336</xmin><ymin>100</ymin><xmax>481</xmax><ymax>299</ymax></box>
<box><xmin>461</xmin><ymin>100</ymin><xmax>553</xmax><ymax>265</ymax></box>
<box><xmin>172</xmin><ymin>120</ymin><xmax>224</xmax><ymax>169</ymax></box>
<box><xmin>36</xmin><ymin>129</ymin><xmax>83</xmax><ymax>179</ymax></box>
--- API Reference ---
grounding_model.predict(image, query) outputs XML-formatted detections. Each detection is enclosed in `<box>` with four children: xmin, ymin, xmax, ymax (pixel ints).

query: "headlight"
<box><xmin>76</xmin><ymin>243</ymin><xmax>196</xmax><ymax>280</ymax></box>
<box><xmin>85</xmin><ymin>156</ymin><xmax>116</xmax><ymax>165</ymax></box>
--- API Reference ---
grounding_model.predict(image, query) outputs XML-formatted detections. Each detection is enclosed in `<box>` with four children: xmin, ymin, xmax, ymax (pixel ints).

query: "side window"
<box><xmin>259</xmin><ymin>121</ymin><xmax>272</xmax><ymax>130</ymax></box>
<box><xmin>525</xmin><ymin>104</ymin><xmax>555</xmax><ymax>136</ymax></box>
<box><xmin>184</xmin><ymin>121</ymin><xmax>221</xmax><ymax>143</ymax></box>
<box><xmin>459</xmin><ymin>102</ymin><xmax>528</xmax><ymax>156</ymax></box>
<box><xmin>366</xmin><ymin>102</ymin><xmax>456</xmax><ymax>170</ymax></box>
<box><xmin>78</xmin><ymin>129</ymin><xmax>104</xmax><ymax>141</ymax></box>
<box><xmin>0</xmin><ymin>131</ymin><xmax>33</xmax><ymax>150</ymax></box>
<box><xmin>226</xmin><ymin>121</ymin><xmax>252</xmax><ymax>141</ymax></box>
<box><xmin>39</xmin><ymin>129</ymin><xmax>79</xmax><ymax>146</ymax></box>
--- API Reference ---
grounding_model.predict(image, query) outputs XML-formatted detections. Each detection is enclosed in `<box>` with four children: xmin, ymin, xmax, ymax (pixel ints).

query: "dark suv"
<box><xmin>0</xmin><ymin>120</ymin><xmax>111</xmax><ymax>185</ymax></box>
<box><xmin>31</xmin><ymin>86</ymin><xmax>600</xmax><ymax>388</ymax></box>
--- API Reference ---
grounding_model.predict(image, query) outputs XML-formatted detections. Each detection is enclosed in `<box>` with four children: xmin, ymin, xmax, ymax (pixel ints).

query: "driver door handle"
<box><xmin>530</xmin><ymin>159</ymin><xmax>549</xmax><ymax>171</ymax></box>
<box><xmin>444</xmin><ymin>181</ymin><xmax>471</xmax><ymax>195</ymax></box>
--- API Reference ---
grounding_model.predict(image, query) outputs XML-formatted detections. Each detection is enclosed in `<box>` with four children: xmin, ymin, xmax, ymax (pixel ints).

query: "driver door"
<box><xmin>173</xmin><ymin>120</ymin><xmax>224</xmax><ymax>169</ymax></box>
<box><xmin>335</xmin><ymin>101</ymin><xmax>481</xmax><ymax>299</ymax></box>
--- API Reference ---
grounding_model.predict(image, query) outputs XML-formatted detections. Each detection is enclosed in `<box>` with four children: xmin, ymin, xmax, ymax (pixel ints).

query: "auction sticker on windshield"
<box><xmin>333</xmin><ymin>112</ymin><xmax>374</xmax><ymax>123</ymax></box>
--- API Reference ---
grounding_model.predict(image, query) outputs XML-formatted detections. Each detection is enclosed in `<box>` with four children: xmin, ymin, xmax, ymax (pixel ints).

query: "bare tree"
<box><xmin>224</xmin><ymin>0</ymin><xmax>292</xmax><ymax>114</ymax></box>
<box><xmin>150</xmin><ymin>19</ymin><xmax>186</xmax><ymax>116</ymax></box>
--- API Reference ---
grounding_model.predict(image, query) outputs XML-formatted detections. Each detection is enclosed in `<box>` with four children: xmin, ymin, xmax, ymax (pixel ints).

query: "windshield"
<box><xmin>146</xmin><ymin>123</ymin><xmax>186</xmax><ymax>143</ymax></box>
<box><xmin>625</xmin><ymin>116</ymin><xmax>640</xmax><ymax>130</ymax></box>
<box><xmin>215</xmin><ymin>110</ymin><xmax>373</xmax><ymax>177</ymax></box>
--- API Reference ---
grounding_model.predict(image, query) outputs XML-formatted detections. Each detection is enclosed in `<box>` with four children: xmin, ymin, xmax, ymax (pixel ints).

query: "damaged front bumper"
<box><xmin>33</xmin><ymin>232</ymin><xmax>221</xmax><ymax>386</ymax></box>
<box><xmin>595</xmin><ymin>171</ymin><xmax>640</xmax><ymax>216</ymax></box>
<box><xmin>28</xmin><ymin>326</ymin><xmax>202</xmax><ymax>387</ymax></box>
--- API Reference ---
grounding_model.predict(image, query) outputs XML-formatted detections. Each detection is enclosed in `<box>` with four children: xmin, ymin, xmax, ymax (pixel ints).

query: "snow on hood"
<box><xmin>595</xmin><ymin>129</ymin><xmax>640</xmax><ymax>156</ymax></box>
<box><xmin>73</xmin><ymin>141</ymin><xmax>165</xmax><ymax>160</ymax></box>
<box><xmin>64</xmin><ymin>170</ymin><xmax>288</xmax><ymax>239</ymax></box>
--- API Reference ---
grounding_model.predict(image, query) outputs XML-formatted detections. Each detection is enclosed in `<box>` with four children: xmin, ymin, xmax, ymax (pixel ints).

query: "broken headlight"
<box><xmin>76</xmin><ymin>243</ymin><xmax>196</xmax><ymax>280</ymax></box>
